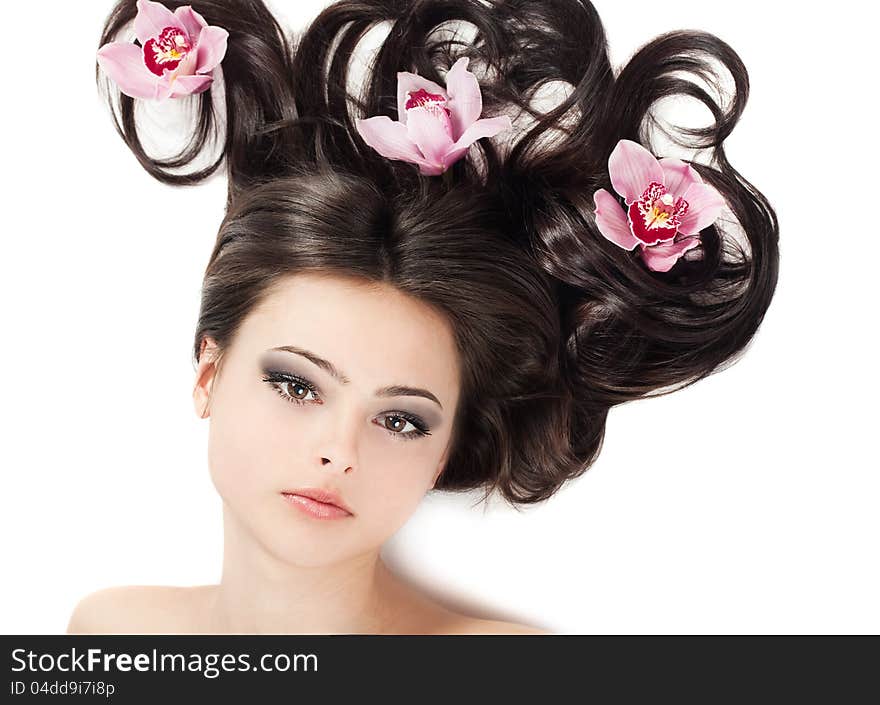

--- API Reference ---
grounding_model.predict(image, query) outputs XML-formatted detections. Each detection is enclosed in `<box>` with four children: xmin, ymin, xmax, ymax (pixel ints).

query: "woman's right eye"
<box><xmin>261</xmin><ymin>372</ymin><xmax>321</xmax><ymax>405</ymax></box>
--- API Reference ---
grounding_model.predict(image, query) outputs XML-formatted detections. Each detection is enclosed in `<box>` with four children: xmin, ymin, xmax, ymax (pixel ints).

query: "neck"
<box><xmin>207</xmin><ymin>500</ymin><xmax>395</xmax><ymax>634</ymax></box>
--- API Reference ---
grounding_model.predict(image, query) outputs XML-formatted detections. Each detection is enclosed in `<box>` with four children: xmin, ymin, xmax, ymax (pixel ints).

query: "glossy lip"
<box><xmin>282</xmin><ymin>493</ymin><xmax>353</xmax><ymax>520</ymax></box>
<box><xmin>281</xmin><ymin>487</ymin><xmax>354</xmax><ymax>515</ymax></box>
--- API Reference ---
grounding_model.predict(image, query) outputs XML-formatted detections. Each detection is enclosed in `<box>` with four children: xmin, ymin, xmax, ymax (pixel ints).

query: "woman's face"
<box><xmin>193</xmin><ymin>272</ymin><xmax>461</xmax><ymax>567</ymax></box>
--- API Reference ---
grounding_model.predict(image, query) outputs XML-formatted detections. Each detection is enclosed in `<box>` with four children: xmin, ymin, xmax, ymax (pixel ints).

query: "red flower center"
<box><xmin>627</xmin><ymin>181</ymin><xmax>689</xmax><ymax>246</ymax></box>
<box><xmin>405</xmin><ymin>88</ymin><xmax>451</xmax><ymax>118</ymax></box>
<box><xmin>143</xmin><ymin>27</ymin><xmax>192</xmax><ymax>77</ymax></box>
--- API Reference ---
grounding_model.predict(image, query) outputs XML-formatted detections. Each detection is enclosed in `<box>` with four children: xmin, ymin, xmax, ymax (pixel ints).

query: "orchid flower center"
<box><xmin>143</xmin><ymin>27</ymin><xmax>192</xmax><ymax>77</ymax></box>
<box><xmin>405</xmin><ymin>87</ymin><xmax>450</xmax><ymax>116</ymax></box>
<box><xmin>627</xmin><ymin>181</ymin><xmax>689</xmax><ymax>245</ymax></box>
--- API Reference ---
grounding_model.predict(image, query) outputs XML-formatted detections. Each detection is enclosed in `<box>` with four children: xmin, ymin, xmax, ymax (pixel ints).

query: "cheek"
<box><xmin>350</xmin><ymin>448</ymin><xmax>437</xmax><ymax>539</ymax></box>
<box><xmin>207</xmin><ymin>383</ymin><xmax>304</xmax><ymax>504</ymax></box>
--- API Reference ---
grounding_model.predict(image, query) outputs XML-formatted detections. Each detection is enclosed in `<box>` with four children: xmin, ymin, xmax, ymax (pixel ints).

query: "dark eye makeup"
<box><xmin>260</xmin><ymin>368</ymin><xmax>433</xmax><ymax>441</ymax></box>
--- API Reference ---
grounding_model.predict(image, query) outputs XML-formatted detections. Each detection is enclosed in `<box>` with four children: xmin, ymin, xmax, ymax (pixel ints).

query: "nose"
<box><xmin>321</xmin><ymin>456</ymin><xmax>353</xmax><ymax>474</ymax></box>
<box><xmin>316</xmin><ymin>403</ymin><xmax>361</xmax><ymax>474</ymax></box>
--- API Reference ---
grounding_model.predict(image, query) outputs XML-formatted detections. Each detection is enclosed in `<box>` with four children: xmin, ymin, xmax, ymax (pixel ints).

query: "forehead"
<box><xmin>243</xmin><ymin>272</ymin><xmax>461</xmax><ymax>392</ymax></box>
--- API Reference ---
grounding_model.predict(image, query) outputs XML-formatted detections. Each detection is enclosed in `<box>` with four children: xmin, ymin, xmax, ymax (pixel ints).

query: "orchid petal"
<box><xmin>175</xmin><ymin>47</ymin><xmax>199</xmax><ymax>76</ymax></box>
<box><xmin>406</xmin><ymin>107</ymin><xmax>455</xmax><ymax>169</ymax></box>
<box><xmin>354</xmin><ymin>116</ymin><xmax>437</xmax><ymax>171</ymax></box>
<box><xmin>659</xmin><ymin>157</ymin><xmax>703</xmax><ymax>198</ymax></box>
<box><xmin>154</xmin><ymin>80</ymin><xmax>175</xmax><ymax>102</ymax></box>
<box><xmin>194</xmin><ymin>25</ymin><xmax>229</xmax><ymax>73</ymax></box>
<box><xmin>608</xmin><ymin>139</ymin><xmax>665</xmax><ymax>205</ymax></box>
<box><xmin>593</xmin><ymin>189</ymin><xmax>640</xmax><ymax>251</ymax></box>
<box><xmin>167</xmin><ymin>73</ymin><xmax>214</xmax><ymax>98</ymax></box>
<box><xmin>396</xmin><ymin>71</ymin><xmax>448</xmax><ymax>125</ymax></box>
<box><xmin>134</xmin><ymin>0</ymin><xmax>186</xmax><ymax>45</ymax></box>
<box><xmin>174</xmin><ymin>5</ymin><xmax>209</xmax><ymax>40</ymax></box>
<box><xmin>443</xmin><ymin>115</ymin><xmax>513</xmax><ymax>166</ymax></box>
<box><xmin>96</xmin><ymin>42</ymin><xmax>161</xmax><ymax>100</ymax></box>
<box><xmin>443</xmin><ymin>57</ymin><xmax>482</xmax><ymax>141</ymax></box>
<box><xmin>677</xmin><ymin>182</ymin><xmax>726</xmax><ymax>236</ymax></box>
<box><xmin>640</xmin><ymin>237</ymin><xmax>701</xmax><ymax>272</ymax></box>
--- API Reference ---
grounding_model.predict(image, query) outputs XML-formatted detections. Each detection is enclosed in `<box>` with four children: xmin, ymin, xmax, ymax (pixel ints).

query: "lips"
<box><xmin>281</xmin><ymin>487</ymin><xmax>353</xmax><ymax>515</ymax></box>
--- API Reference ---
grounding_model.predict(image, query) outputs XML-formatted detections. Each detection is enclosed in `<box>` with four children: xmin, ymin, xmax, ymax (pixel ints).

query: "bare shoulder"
<box><xmin>379</xmin><ymin>567</ymin><xmax>553</xmax><ymax>635</ymax></box>
<box><xmin>66</xmin><ymin>585</ymin><xmax>195</xmax><ymax>634</ymax></box>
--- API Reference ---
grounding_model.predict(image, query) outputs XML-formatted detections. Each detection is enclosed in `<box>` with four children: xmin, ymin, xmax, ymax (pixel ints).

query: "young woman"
<box><xmin>69</xmin><ymin>0</ymin><xmax>778</xmax><ymax>634</ymax></box>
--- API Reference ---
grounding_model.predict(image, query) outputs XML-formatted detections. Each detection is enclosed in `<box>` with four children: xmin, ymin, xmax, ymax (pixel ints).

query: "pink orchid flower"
<box><xmin>354</xmin><ymin>56</ymin><xmax>513</xmax><ymax>176</ymax></box>
<box><xmin>96</xmin><ymin>0</ymin><xmax>229</xmax><ymax>102</ymax></box>
<box><xmin>592</xmin><ymin>139</ymin><xmax>726</xmax><ymax>272</ymax></box>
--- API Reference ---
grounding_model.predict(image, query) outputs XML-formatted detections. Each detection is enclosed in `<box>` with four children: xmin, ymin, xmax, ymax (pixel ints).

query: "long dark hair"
<box><xmin>96</xmin><ymin>0</ymin><xmax>779</xmax><ymax>508</ymax></box>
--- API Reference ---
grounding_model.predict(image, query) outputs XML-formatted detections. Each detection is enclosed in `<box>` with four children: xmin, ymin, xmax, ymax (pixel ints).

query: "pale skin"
<box><xmin>67</xmin><ymin>272</ymin><xmax>551</xmax><ymax>635</ymax></box>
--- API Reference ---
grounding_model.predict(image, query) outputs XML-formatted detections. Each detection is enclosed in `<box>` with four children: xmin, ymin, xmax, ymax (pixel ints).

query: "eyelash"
<box><xmin>260</xmin><ymin>370</ymin><xmax>432</xmax><ymax>441</ymax></box>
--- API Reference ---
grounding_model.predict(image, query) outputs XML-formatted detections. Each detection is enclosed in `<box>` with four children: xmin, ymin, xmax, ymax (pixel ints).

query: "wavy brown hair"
<box><xmin>96</xmin><ymin>0</ymin><xmax>779</xmax><ymax>508</ymax></box>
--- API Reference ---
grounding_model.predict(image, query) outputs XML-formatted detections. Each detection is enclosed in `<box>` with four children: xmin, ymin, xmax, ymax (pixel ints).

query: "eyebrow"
<box><xmin>267</xmin><ymin>345</ymin><xmax>443</xmax><ymax>410</ymax></box>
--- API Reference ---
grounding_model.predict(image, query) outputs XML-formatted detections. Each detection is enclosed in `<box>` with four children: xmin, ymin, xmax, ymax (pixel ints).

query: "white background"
<box><xmin>1</xmin><ymin>0</ymin><xmax>876</xmax><ymax>634</ymax></box>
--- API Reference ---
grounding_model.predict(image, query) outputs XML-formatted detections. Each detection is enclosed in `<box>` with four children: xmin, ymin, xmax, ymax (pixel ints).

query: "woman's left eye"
<box><xmin>380</xmin><ymin>414</ymin><xmax>428</xmax><ymax>438</ymax></box>
<box><xmin>260</xmin><ymin>371</ymin><xmax>432</xmax><ymax>441</ymax></box>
